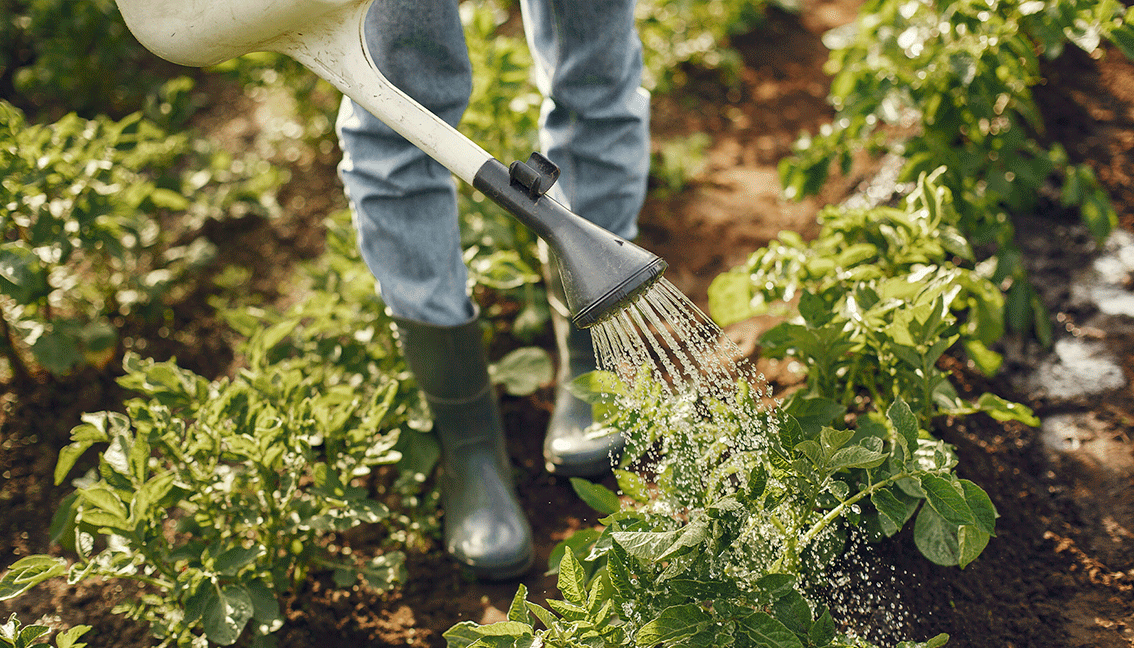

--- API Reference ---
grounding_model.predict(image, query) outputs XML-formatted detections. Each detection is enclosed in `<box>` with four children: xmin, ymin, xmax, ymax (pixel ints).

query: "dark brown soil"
<box><xmin>3</xmin><ymin>1</ymin><xmax>1133</xmax><ymax>646</ymax></box>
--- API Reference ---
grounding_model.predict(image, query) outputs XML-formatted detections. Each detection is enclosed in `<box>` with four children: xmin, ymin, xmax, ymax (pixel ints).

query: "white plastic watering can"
<box><xmin>114</xmin><ymin>0</ymin><xmax>668</xmax><ymax>327</ymax></box>
<box><xmin>115</xmin><ymin>0</ymin><xmax>490</xmax><ymax>183</ymax></box>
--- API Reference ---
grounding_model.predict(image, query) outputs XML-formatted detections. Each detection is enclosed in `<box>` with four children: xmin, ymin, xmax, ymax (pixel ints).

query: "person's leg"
<box><xmin>337</xmin><ymin>0</ymin><xmax>532</xmax><ymax>578</ymax></box>
<box><xmin>337</xmin><ymin>0</ymin><xmax>474</xmax><ymax>327</ymax></box>
<box><xmin>519</xmin><ymin>0</ymin><xmax>651</xmax><ymax>475</ymax></box>
<box><xmin>520</xmin><ymin>0</ymin><xmax>650</xmax><ymax>240</ymax></box>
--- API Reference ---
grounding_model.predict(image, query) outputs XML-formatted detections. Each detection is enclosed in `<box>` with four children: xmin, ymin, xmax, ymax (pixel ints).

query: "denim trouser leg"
<box><xmin>337</xmin><ymin>0</ymin><xmax>649</xmax><ymax>325</ymax></box>
<box><xmin>520</xmin><ymin>0</ymin><xmax>650</xmax><ymax>241</ymax></box>
<box><xmin>336</xmin><ymin>0</ymin><xmax>474</xmax><ymax>326</ymax></box>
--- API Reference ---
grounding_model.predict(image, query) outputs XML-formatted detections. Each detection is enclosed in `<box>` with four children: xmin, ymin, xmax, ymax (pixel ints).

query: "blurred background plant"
<box><xmin>781</xmin><ymin>0</ymin><xmax>1134</xmax><ymax>342</ymax></box>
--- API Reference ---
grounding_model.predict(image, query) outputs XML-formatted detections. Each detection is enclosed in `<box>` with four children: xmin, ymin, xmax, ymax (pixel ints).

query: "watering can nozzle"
<box><xmin>474</xmin><ymin>156</ymin><xmax>667</xmax><ymax>329</ymax></box>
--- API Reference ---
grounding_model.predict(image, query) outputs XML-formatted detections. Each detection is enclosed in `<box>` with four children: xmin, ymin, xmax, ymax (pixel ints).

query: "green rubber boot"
<box><xmin>544</xmin><ymin>253</ymin><xmax>625</xmax><ymax>476</ymax></box>
<box><xmin>394</xmin><ymin>312</ymin><xmax>534</xmax><ymax>580</ymax></box>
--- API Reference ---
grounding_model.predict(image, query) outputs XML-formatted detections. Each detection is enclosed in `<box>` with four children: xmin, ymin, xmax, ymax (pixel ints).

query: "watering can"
<box><xmin>114</xmin><ymin>0</ymin><xmax>666</xmax><ymax>327</ymax></box>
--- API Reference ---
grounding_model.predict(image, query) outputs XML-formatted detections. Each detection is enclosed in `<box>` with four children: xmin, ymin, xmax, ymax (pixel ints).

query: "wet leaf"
<box><xmin>913</xmin><ymin>505</ymin><xmax>959</xmax><ymax>567</ymax></box>
<box><xmin>635</xmin><ymin>604</ymin><xmax>712</xmax><ymax>647</ymax></box>
<box><xmin>202</xmin><ymin>584</ymin><xmax>254</xmax><ymax>646</ymax></box>
<box><xmin>920</xmin><ymin>475</ymin><xmax>975</xmax><ymax>527</ymax></box>
<box><xmin>489</xmin><ymin>347</ymin><xmax>552</xmax><ymax>396</ymax></box>
<box><xmin>570</xmin><ymin>478</ymin><xmax>621</xmax><ymax>516</ymax></box>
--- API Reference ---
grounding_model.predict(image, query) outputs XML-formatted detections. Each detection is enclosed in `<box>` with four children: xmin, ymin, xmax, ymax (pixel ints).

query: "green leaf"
<box><xmin>79</xmin><ymin>487</ymin><xmax>128</xmax><ymax>521</ymax></box>
<box><xmin>54</xmin><ymin>625</ymin><xmax>92</xmax><ymax>648</ymax></box>
<box><xmin>149</xmin><ymin>187</ymin><xmax>191</xmax><ymax>210</ymax></box>
<box><xmin>975</xmin><ymin>393</ymin><xmax>1039</xmax><ymax>427</ymax></box>
<box><xmin>0</xmin><ymin>556</ymin><xmax>68</xmax><ymax>600</ymax></box>
<box><xmin>557</xmin><ymin>549</ymin><xmax>587</xmax><ymax>606</ymax></box>
<box><xmin>635</xmin><ymin>604</ymin><xmax>712</xmax><ymax>647</ymax></box>
<box><xmin>829</xmin><ymin>445</ymin><xmax>888</xmax><ymax>471</ymax></box>
<box><xmin>962</xmin><ymin>339</ymin><xmax>1003</xmax><ymax>377</ymax></box>
<box><xmin>809</xmin><ymin>607</ymin><xmax>836</xmax><ymax>646</ymax></box>
<box><xmin>30</xmin><ymin>328</ymin><xmax>84</xmax><ymax>376</ymax></box>
<box><xmin>202</xmin><ymin>584</ymin><xmax>255</xmax><ymax>646</ymax></box>
<box><xmin>545</xmin><ymin>598</ymin><xmax>588</xmax><ymax>622</ymax></box>
<box><xmin>361</xmin><ymin>552</ymin><xmax>406</xmax><ymax>592</ymax></box>
<box><xmin>614</xmin><ymin>469</ymin><xmax>650</xmax><ymax>502</ymax></box>
<box><xmin>0</xmin><ymin>244</ymin><xmax>47</xmax><ymax>303</ymax></box>
<box><xmin>958</xmin><ymin>479</ymin><xmax>997</xmax><ymax>536</ymax></box>
<box><xmin>565</xmin><ymin>370</ymin><xmax>627</xmax><ymax>404</ymax></box>
<box><xmin>820</xmin><ymin>427</ymin><xmax>854</xmax><ymax>454</ymax></box>
<box><xmin>755</xmin><ymin>573</ymin><xmax>796</xmax><ymax>600</ymax></box>
<box><xmin>524</xmin><ymin>603</ymin><xmax>557</xmax><ymax>631</ymax></box>
<box><xmin>772</xmin><ymin>589</ymin><xmax>813</xmax><ymax>636</ymax></box>
<box><xmin>489</xmin><ymin>347</ymin><xmax>553</xmax><ymax>396</ymax></box>
<box><xmin>887</xmin><ymin>399</ymin><xmax>919</xmax><ymax>453</ymax></box>
<box><xmin>443</xmin><ymin>621</ymin><xmax>533</xmax><ymax>648</ymax></box>
<box><xmin>214</xmin><ymin>545</ymin><xmax>263</xmax><ymax>575</ymax></box>
<box><xmin>798</xmin><ymin>290</ymin><xmax>833</xmax><ymax>327</ymax></box>
<box><xmin>708</xmin><ymin>270</ymin><xmax>760</xmax><ymax>326</ymax></box>
<box><xmin>871</xmin><ymin>488</ymin><xmax>913</xmax><ymax>537</ymax></box>
<box><xmin>913</xmin><ymin>505</ymin><xmax>960</xmax><ymax>567</ymax></box>
<box><xmin>920</xmin><ymin>475</ymin><xmax>975</xmax><ymax>527</ymax></box>
<box><xmin>896</xmin><ymin>634</ymin><xmax>950</xmax><ymax>648</ymax></box>
<box><xmin>569</xmin><ymin>478</ymin><xmax>621</xmax><ymax>516</ymax></box>
<box><xmin>611</xmin><ymin>529</ymin><xmax>681</xmax><ymax>563</ymax></box>
<box><xmin>783</xmin><ymin>397</ymin><xmax>844</xmax><ymax>436</ymax></box>
<box><xmin>547</xmin><ymin>528</ymin><xmax>602</xmax><ymax>575</ymax></box>
<box><xmin>507</xmin><ymin>584</ymin><xmax>531</xmax><ymax>624</ymax></box>
<box><xmin>958</xmin><ymin>525</ymin><xmax>991</xmax><ymax>569</ymax></box>
<box><xmin>246</xmin><ymin>580</ymin><xmax>284</xmax><ymax>636</ymax></box>
<box><xmin>736</xmin><ymin>610</ymin><xmax>804</xmax><ymax>648</ymax></box>
<box><xmin>656</xmin><ymin>517</ymin><xmax>709</xmax><ymax>562</ymax></box>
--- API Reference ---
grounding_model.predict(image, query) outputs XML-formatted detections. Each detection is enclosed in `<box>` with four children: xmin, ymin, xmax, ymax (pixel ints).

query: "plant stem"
<box><xmin>798</xmin><ymin>472</ymin><xmax>908</xmax><ymax>549</ymax></box>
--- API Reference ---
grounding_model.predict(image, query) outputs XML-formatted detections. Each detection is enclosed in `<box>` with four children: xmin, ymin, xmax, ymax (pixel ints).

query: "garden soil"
<box><xmin>2</xmin><ymin>1</ymin><xmax>1134</xmax><ymax>646</ymax></box>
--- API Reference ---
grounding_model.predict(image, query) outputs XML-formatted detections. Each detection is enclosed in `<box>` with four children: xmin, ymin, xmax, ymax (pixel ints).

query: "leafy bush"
<box><xmin>0</xmin><ymin>0</ymin><xmax>164</xmax><ymax>119</ymax></box>
<box><xmin>780</xmin><ymin>0</ymin><xmax>1133</xmax><ymax>339</ymax></box>
<box><xmin>0</xmin><ymin>102</ymin><xmax>197</xmax><ymax>379</ymax></box>
<box><xmin>444</xmin><ymin>384</ymin><xmax>974</xmax><ymax>647</ymax></box>
<box><xmin>0</xmin><ymin>204</ymin><xmax>558</xmax><ymax>646</ymax></box>
<box><xmin>637</xmin><ymin>0</ymin><xmax>771</xmax><ymax>92</ymax></box>
<box><xmin>710</xmin><ymin>170</ymin><xmax>1038</xmax><ymax>426</ymax></box>
<box><xmin>2</xmin><ymin>344</ymin><xmax>413</xmax><ymax>646</ymax></box>
<box><xmin>0</xmin><ymin>101</ymin><xmax>282</xmax><ymax>382</ymax></box>
<box><xmin>439</xmin><ymin>171</ymin><xmax>1034</xmax><ymax>647</ymax></box>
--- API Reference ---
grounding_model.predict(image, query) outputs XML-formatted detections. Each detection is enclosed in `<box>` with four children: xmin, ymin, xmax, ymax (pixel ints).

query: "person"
<box><xmin>335</xmin><ymin>0</ymin><xmax>651</xmax><ymax>580</ymax></box>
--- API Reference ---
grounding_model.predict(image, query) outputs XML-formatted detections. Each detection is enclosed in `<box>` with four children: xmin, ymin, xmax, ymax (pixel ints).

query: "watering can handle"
<box><xmin>274</xmin><ymin>3</ymin><xmax>495</xmax><ymax>184</ymax></box>
<box><xmin>114</xmin><ymin>0</ymin><xmax>494</xmax><ymax>184</ymax></box>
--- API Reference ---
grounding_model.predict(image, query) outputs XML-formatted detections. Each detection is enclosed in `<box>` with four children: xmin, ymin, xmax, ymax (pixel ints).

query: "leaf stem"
<box><xmin>799</xmin><ymin>471</ymin><xmax>909</xmax><ymax>549</ymax></box>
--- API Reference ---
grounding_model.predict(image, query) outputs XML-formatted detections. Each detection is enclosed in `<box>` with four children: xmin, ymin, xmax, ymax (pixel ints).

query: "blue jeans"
<box><xmin>336</xmin><ymin>0</ymin><xmax>650</xmax><ymax>325</ymax></box>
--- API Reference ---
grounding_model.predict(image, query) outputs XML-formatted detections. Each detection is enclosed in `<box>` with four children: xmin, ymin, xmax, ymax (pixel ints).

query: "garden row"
<box><xmin>2</xmin><ymin>0</ymin><xmax>1134</xmax><ymax>647</ymax></box>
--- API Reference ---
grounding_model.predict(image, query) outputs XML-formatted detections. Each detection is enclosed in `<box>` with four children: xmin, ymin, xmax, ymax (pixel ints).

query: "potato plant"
<box><xmin>445</xmin><ymin>386</ymin><xmax>973</xmax><ymax>647</ymax></box>
<box><xmin>781</xmin><ymin>0</ymin><xmax>1132</xmax><ymax>340</ymax></box>
<box><xmin>3</xmin><ymin>337</ymin><xmax>411</xmax><ymax>647</ymax></box>
<box><xmin>710</xmin><ymin>170</ymin><xmax>1039</xmax><ymax>427</ymax></box>
<box><xmin>0</xmin><ymin>205</ymin><xmax>557</xmax><ymax>646</ymax></box>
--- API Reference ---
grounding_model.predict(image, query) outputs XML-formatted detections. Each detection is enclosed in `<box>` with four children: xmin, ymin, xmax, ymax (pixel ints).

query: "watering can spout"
<box><xmin>112</xmin><ymin>0</ymin><xmax>666</xmax><ymax>326</ymax></box>
<box><xmin>474</xmin><ymin>156</ymin><xmax>667</xmax><ymax>328</ymax></box>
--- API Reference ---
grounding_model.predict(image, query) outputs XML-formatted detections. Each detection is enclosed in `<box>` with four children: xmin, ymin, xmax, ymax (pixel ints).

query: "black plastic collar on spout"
<box><xmin>473</xmin><ymin>156</ymin><xmax>667</xmax><ymax>328</ymax></box>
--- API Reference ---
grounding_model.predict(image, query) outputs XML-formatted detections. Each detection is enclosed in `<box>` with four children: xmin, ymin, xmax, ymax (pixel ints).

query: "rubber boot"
<box><xmin>544</xmin><ymin>253</ymin><xmax>626</xmax><ymax>476</ymax></box>
<box><xmin>393</xmin><ymin>312</ymin><xmax>534</xmax><ymax>580</ymax></box>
